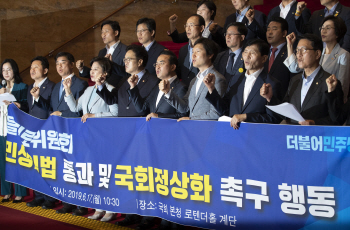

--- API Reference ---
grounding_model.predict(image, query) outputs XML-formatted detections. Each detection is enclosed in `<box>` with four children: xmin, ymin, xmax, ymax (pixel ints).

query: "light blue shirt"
<box><xmin>301</xmin><ymin>66</ymin><xmax>321</xmax><ymax>105</ymax></box>
<box><xmin>236</xmin><ymin>6</ymin><xmax>250</xmax><ymax>22</ymax></box>
<box><xmin>270</xmin><ymin>42</ymin><xmax>286</xmax><ymax>59</ymax></box>
<box><xmin>136</xmin><ymin>69</ymin><xmax>146</xmax><ymax>84</ymax></box>
<box><xmin>226</xmin><ymin>48</ymin><xmax>242</xmax><ymax>69</ymax></box>
<box><xmin>324</xmin><ymin>2</ymin><xmax>339</xmax><ymax>17</ymax></box>
<box><xmin>144</xmin><ymin>40</ymin><xmax>155</xmax><ymax>52</ymax></box>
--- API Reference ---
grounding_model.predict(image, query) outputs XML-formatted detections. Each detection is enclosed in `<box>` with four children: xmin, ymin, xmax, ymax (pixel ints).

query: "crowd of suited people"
<box><xmin>0</xmin><ymin>0</ymin><xmax>349</xmax><ymax>229</ymax></box>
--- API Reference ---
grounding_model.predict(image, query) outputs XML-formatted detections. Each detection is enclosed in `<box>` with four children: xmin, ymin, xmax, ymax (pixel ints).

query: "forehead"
<box><xmin>125</xmin><ymin>50</ymin><xmax>136</xmax><ymax>58</ymax></box>
<box><xmin>2</xmin><ymin>62</ymin><xmax>12</xmax><ymax>69</ymax></box>
<box><xmin>227</xmin><ymin>25</ymin><xmax>239</xmax><ymax>33</ymax></box>
<box><xmin>137</xmin><ymin>23</ymin><xmax>148</xmax><ymax>29</ymax></box>
<box><xmin>31</xmin><ymin>60</ymin><xmax>42</xmax><ymax>67</ymax></box>
<box><xmin>268</xmin><ymin>21</ymin><xmax>281</xmax><ymax>28</ymax></box>
<box><xmin>197</xmin><ymin>4</ymin><xmax>209</xmax><ymax>10</ymax></box>
<box><xmin>91</xmin><ymin>62</ymin><xmax>102</xmax><ymax>68</ymax></box>
<box><xmin>187</xmin><ymin>16</ymin><xmax>199</xmax><ymax>24</ymax></box>
<box><xmin>102</xmin><ymin>24</ymin><xmax>113</xmax><ymax>31</ymax></box>
<box><xmin>193</xmin><ymin>43</ymin><xmax>205</xmax><ymax>51</ymax></box>
<box><xmin>322</xmin><ymin>20</ymin><xmax>334</xmax><ymax>27</ymax></box>
<box><xmin>244</xmin><ymin>44</ymin><xmax>259</xmax><ymax>53</ymax></box>
<box><xmin>157</xmin><ymin>54</ymin><xmax>170</xmax><ymax>62</ymax></box>
<box><xmin>297</xmin><ymin>39</ymin><xmax>312</xmax><ymax>48</ymax></box>
<box><xmin>56</xmin><ymin>56</ymin><xmax>69</xmax><ymax>62</ymax></box>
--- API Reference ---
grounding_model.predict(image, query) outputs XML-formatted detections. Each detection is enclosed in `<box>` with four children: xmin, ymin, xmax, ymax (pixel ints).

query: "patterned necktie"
<box><xmin>226</xmin><ymin>52</ymin><xmax>236</xmax><ymax>75</ymax></box>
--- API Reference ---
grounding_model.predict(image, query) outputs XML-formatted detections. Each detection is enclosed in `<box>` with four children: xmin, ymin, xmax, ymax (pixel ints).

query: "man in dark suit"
<box><xmin>295</xmin><ymin>0</ymin><xmax>350</xmax><ymax>52</ymax></box>
<box><xmin>136</xmin><ymin>18</ymin><xmax>166</xmax><ymax>75</ymax></box>
<box><xmin>177</xmin><ymin>14</ymin><xmax>205</xmax><ymax>86</ymax></box>
<box><xmin>33</xmin><ymin>52</ymin><xmax>88</xmax><ymax>215</ymax></box>
<box><xmin>265</xmin><ymin>16</ymin><xmax>296</xmax><ymax>96</ymax></box>
<box><xmin>214</xmin><ymin>22</ymin><xmax>247</xmax><ymax>87</ymax></box>
<box><xmin>76</xmin><ymin>20</ymin><xmax>127</xmax><ymax>87</ymax></box>
<box><xmin>205</xmin><ymin>39</ymin><xmax>283</xmax><ymax>129</ymax></box>
<box><xmin>267</xmin><ymin>0</ymin><xmax>311</xmax><ymax>35</ymax></box>
<box><xmin>261</xmin><ymin>34</ymin><xmax>337</xmax><ymax>125</ymax></box>
<box><xmin>128</xmin><ymin>50</ymin><xmax>188</xmax><ymax>121</ymax></box>
<box><xmin>25</xmin><ymin>56</ymin><xmax>56</xmax><ymax>209</ymax></box>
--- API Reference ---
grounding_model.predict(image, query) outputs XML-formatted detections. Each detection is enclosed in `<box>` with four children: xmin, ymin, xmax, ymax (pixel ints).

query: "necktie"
<box><xmin>268</xmin><ymin>48</ymin><xmax>278</xmax><ymax>73</ymax></box>
<box><xmin>59</xmin><ymin>81</ymin><xmax>64</xmax><ymax>100</ymax></box>
<box><xmin>226</xmin><ymin>53</ymin><xmax>236</xmax><ymax>75</ymax></box>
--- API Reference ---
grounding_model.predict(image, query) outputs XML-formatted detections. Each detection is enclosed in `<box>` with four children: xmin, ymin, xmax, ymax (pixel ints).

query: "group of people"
<box><xmin>0</xmin><ymin>0</ymin><xmax>349</xmax><ymax>229</ymax></box>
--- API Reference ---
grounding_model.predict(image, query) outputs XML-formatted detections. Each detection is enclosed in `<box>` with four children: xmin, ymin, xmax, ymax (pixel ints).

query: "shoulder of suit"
<box><xmin>15</xmin><ymin>82</ymin><xmax>28</xmax><ymax>89</ymax></box>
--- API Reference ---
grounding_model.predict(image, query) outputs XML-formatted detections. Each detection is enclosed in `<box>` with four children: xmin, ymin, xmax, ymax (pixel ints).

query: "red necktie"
<box><xmin>268</xmin><ymin>48</ymin><xmax>278</xmax><ymax>73</ymax></box>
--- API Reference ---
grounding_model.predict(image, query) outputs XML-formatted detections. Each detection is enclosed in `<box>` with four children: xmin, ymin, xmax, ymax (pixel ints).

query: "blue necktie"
<box><xmin>226</xmin><ymin>53</ymin><xmax>236</xmax><ymax>75</ymax></box>
<box><xmin>59</xmin><ymin>81</ymin><xmax>64</xmax><ymax>100</ymax></box>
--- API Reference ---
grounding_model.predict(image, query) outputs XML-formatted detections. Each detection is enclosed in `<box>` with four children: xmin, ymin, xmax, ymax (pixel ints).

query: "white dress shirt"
<box><xmin>279</xmin><ymin>0</ymin><xmax>296</xmax><ymax>19</ymax></box>
<box><xmin>243</xmin><ymin>68</ymin><xmax>264</xmax><ymax>105</ymax></box>
<box><xmin>106</xmin><ymin>40</ymin><xmax>120</xmax><ymax>55</ymax></box>
<box><xmin>196</xmin><ymin>66</ymin><xmax>214</xmax><ymax>95</ymax></box>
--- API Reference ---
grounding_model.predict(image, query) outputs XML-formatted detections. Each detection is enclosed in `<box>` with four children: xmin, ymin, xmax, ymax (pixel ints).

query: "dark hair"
<box><xmin>268</xmin><ymin>16</ymin><xmax>289</xmax><ymax>33</ymax></box>
<box><xmin>321</xmin><ymin>15</ymin><xmax>347</xmax><ymax>43</ymax></box>
<box><xmin>197</xmin><ymin>0</ymin><xmax>217</xmax><ymax>21</ymax></box>
<box><xmin>189</xmin><ymin>14</ymin><xmax>206</xmax><ymax>28</ymax></box>
<box><xmin>298</xmin><ymin>33</ymin><xmax>323</xmax><ymax>52</ymax></box>
<box><xmin>101</xmin><ymin>20</ymin><xmax>121</xmax><ymax>38</ymax></box>
<box><xmin>0</xmin><ymin>59</ymin><xmax>22</xmax><ymax>84</ymax></box>
<box><xmin>194</xmin><ymin>37</ymin><xmax>218</xmax><ymax>62</ymax></box>
<box><xmin>55</xmin><ymin>52</ymin><xmax>75</xmax><ymax>63</ymax></box>
<box><xmin>243</xmin><ymin>39</ymin><xmax>270</xmax><ymax>56</ymax></box>
<box><xmin>90</xmin><ymin>57</ymin><xmax>112</xmax><ymax>77</ymax></box>
<box><xmin>136</xmin><ymin>18</ymin><xmax>156</xmax><ymax>37</ymax></box>
<box><xmin>159</xmin><ymin>50</ymin><xmax>178</xmax><ymax>71</ymax></box>
<box><xmin>31</xmin><ymin>56</ymin><xmax>49</xmax><ymax>76</ymax></box>
<box><xmin>225</xmin><ymin>22</ymin><xmax>248</xmax><ymax>37</ymax></box>
<box><xmin>126</xmin><ymin>44</ymin><xmax>148</xmax><ymax>68</ymax></box>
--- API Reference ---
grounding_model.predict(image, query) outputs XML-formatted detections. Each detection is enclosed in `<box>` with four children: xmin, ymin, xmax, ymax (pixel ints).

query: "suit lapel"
<box><xmin>301</xmin><ymin>69</ymin><xmax>323</xmax><ymax>111</ymax></box>
<box><xmin>236</xmin><ymin>74</ymin><xmax>246</xmax><ymax>111</ymax></box>
<box><xmin>112</xmin><ymin>44</ymin><xmax>122</xmax><ymax>62</ymax></box>
<box><xmin>147</xmin><ymin>42</ymin><xmax>157</xmax><ymax>61</ymax></box>
<box><xmin>242</xmin><ymin>73</ymin><xmax>265</xmax><ymax>112</ymax></box>
<box><xmin>285</xmin><ymin>2</ymin><xmax>297</xmax><ymax>21</ymax></box>
<box><xmin>127</xmin><ymin>72</ymin><xmax>149</xmax><ymax>105</ymax></box>
<box><xmin>269</xmin><ymin>44</ymin><xmax>287</xmax><ymax>75</ymax></box>
<box><xmin>87</xmin><ymin>87</ymin><xmax>100</xmax><ymax>112</ymax></box>
<box><xmin>221</xmin><ymin>50</ymin><xmax>230</xmax><ymax>76</ymax></box>
<box><xmin>321</xmin><ymin>44</ymin><xmax>340</xmax><ymax>70</ymax></box>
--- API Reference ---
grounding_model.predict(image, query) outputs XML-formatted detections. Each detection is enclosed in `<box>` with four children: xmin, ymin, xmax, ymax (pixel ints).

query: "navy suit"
<box><xmin>178</xmin><ymin>44</ymin><xmax>199</xmax><ymax>87</ymax></box>
<box><xmin>295</xmin><ymin>3</ymin><xmax>350</xmax><ymax>52</ymax></box>
<box><xmin>128</xmin><ymin>77</ymin><xmax>188</xmax><ymax>119</ymax></box>
<box><xmin>206</xmin><ymin>70</ymin><xmax>282</xmax><ymax>124</ymax></box>
<box><xmin>146</xmin><ymin>41</ymin><xmax>166</xmax><ymax>75</ymax></box>
<box><xmin>267</xmin><ymin>2</ymin><xmax>311</xmax><ymax>36</ymax></box>
<box><xmin>97</xmin><ymin>70</ymin><xmax>159</xmax><ymax>117</ymax></box>
<box><xmin>80</xmin><ymin>42</ymin><xmax>127</xmax><ymax>87</ymax></box>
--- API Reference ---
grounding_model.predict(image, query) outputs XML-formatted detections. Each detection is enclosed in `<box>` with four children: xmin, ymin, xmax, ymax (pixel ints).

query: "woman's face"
<box><xmin>197</xmin><ymin>4</ymin><xmax>213</xmax><ymax>22</ymax></box>
<box><xmin>2</xmin><ymin>62</ymin><xmax>14</xmax><ymax>82</ymax></box>
<box><xmin>90</xmin><ymin>62</ymin><xmax>107</xmax><ymax>82</ymax></box>
<box><xmin>321</xmin><ymin>20</ymin><xmax>337</xmax><ymax>43</ymax></box>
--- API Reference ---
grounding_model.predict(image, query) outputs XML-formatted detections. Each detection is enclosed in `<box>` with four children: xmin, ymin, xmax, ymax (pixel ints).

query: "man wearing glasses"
<box><xmin>260</xmin><ymin>34</ymin><xmax>337</xmax><ymax>125</ymax></box>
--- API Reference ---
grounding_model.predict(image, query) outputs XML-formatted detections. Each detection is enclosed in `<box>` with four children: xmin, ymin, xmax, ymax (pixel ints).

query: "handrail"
<box><xmin>20</xmin><ymin>0</ymin><xmax>137</xmax><ymax>74</ymax></box>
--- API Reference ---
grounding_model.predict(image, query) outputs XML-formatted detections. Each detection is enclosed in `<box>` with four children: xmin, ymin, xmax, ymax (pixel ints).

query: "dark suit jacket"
<box><xmin>267</xmin><ymin>2</ymin><xmax>311</xmax><ymax>36</ymax></box>
<box><xmin>128</xmin><ymin>77</ymin><xmax>188</xmax><ymax>119</ymax></box>
<box><xmin>270</xmin><ymin>67</ymin><xmax>336</xmax><ymax>125</ymax></box>
<box><xmin>206</xmin><ymin>70</ymin><xmax>282</xmax><ymax>124</ymax></box>
<box><xmin>27</xmin><ymin>78</ymin><xmax>55</xmax><ymax>119</ymax></box>
<box><xmin>214</xmin><ymin>49</ymin><xmax>245</xmax><ymax>88</ymax></box>
<box><xmin>1</xmin><ymin>82</ymin><xmax>28</xmax><ymax>112</ymax></box>
<box><xmin>295</xmin><ymin>3</ymin><xmax>350</xmax><ymax>52</ymax></box>
<box><xmin>36</xmin><ymin>75</ymin><xmax>88</xmax><ymax>118</ymax></box>
<box><xmin>324</xmin><ymin>81</ymin><xmax>346</xmax><ymax>125</ymax></box>
<box><xmin>97</xmin><ymin>70</ymin><xmax>159</xmax><ymax>117</ymax></box>
<box><xmin>146</xmin><ymin>41</ymin><xmax>166</xmax><ymax>75</ymax></box>
<box><xmin>80</xmin><ymin>42</ymin><xmax>127</xmax><ymax>87</ymax></box>
<box><xmin>178</xmin><ymin>44</ymin><xmax>199</xmax><ymax>87</ymax></box>
<box><xmin>265</xmin><ymin>44</ymin><xmax>296</xmax><ymax>97</ymax></box>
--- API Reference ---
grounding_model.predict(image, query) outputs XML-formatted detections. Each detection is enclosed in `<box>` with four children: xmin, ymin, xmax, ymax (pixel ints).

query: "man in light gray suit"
<box><xmin>160</xmin><ymin>37</ymin><xmax>227</xmax><ymax>121</ymax></box>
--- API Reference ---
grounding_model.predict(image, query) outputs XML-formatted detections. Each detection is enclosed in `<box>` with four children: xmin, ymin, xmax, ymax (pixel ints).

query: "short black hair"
<box><xmin>55</xmin><ymin>52</ymin><xmax>75</xmax><ymax>63</ymax></box>
<box><xmin>322</xmin><ymin>15</ymin><xmax>347</xmax><ymax>43</ymax></box>
<box><xmin>225</xmin><ymin>22</ymin><xmax>248</xmax><ymax>37</ymax></box>
<box><xmin>194</xmin><ymin>37</ymin><xmax>218</xmax><ymax>62</ymax></box>
<box><xmin>197</xmin><ymin>0</ymin><xmax>217</xmax><ymax>21</ymax></box>
<box><xmin>298</xmin><ymin>33</ymin><xmax>323</xmax><ymax>52</ymax></box>
<box><xmin>31</xmin><ymin>56</ymin><xmax>49</xmax><ymax>75</ymax></box>
<box><xmin>0</xmin><ymin>59</ymin><xmax>22</xmax><ymax>84</ymax></box>
<box><xmin>189</xmin><ymin>14</ymin><xmax>206</xmax><ymax>28</ymax></box>
<box><xmin>90</xmin><ymin>57</ymin><xmax>112</xmax><ymax>77</ymax></box>
<box><xmin>268</xmin><ymin>16</ymin><xmax>289</xmax><ymax>33</ymax></box>
<box><xmin>136</xmin><ymin>18</ymin><xmax>156</xmax><ymax>37</ymax></box>
<box><xmin>159</xmin><ymin>50</ymin><xmax>178</xmax><ymax>70</ymax></box>
<box><xmin>243</xmin><ymin>39</ymin><xmax>270</xmax><ymax>56</ymax></box>
<box><xmin>101</xmin><ymin>20</ymin><xmax>121</xmax><ymax>38</ymax></box>
<box><xmin>126</xmin><ymin>44</ymin><xmax>149</xmax><ymax>68</ymax></box>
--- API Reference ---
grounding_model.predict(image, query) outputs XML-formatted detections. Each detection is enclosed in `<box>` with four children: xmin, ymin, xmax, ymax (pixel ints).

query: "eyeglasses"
<box><xmin>294</xmin><ymin>48</ymin><xmax>316</xmax><ymax>55</ymax></box>
<box><xmin>224</xmin><ymin>33</ymin><xmax>242</xmax><ymax>37</ymax></box>
<box><xmin>153</xmin><ymin>62</ymin><xmax>166</xmax><ymax>68</ymax></box>
<box><xmin>123</xmin><ymin>58</ymin><xmax>137</xmax><ymax>63</ymax></box>
<box><xmin>319</xmin><ymin>26</ymin><xmax>335</xmax><ymax>32</ymax></box>
<box><xmin>184</xmin><ymin>24</ymin><xmax>200</xmax><ymax>29</ymax></box>
<box><xmin>136</xmin><ymin>29</ymin><xmax>149</xmax><ymax>34</ymax></box>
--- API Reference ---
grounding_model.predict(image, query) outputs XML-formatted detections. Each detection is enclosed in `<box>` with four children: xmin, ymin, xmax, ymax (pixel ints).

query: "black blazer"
<box><xmin>97</xmin><ymin>70</ymin><xmax>159</xmax><ymax>117</ymax></box>
<box><xmin>178</xmin><ymin>44</ymin><xmax>199</xmax><ymax>87</ymax></box>
<box><xmin>1</xmin><ymin>82</ymin><xmax>28</xmax><ymax>113</ymax></box>
<box><xmin>128</xmin><ymin>77</ymin><xmax>188</xmax><ymax>119</ymax></box>
<box><xmin>267</xmin><ymin>1</ymin><xmax>311</xmax><ymax>36</ymax></box>
<box><xmin>80</xmin><ymin>42</ymin><xmax>127</xmax><ymax>87</ymax></box>
<box><xmin>206</xmin><ymin>70</ymin><xmax>282</xmax><ymax>124</ymax></box>
<box><xmin>295</xmin><ymin>3</ymin><xmax>350</xmax><ymax>52</ymax></box>
<box><xmin>27</xmin><ymin>78</ymin><xmax>55</xmax><ymax>119</ymax></box>
<box><xmin>270</xmin><ymin>67</ymin><xmax>336</xmax><ymax>125</ymax></box>
<box><xmin>36</xmin><ymin>75</ymin><xmax>88</xmax><ymax>118</ymax></box>
<box><xmin>145</xmin><ymin>41</ymin><xmax>166</xmax><ymax>75</ymax></box>
<box><xmin>324</xmin><ymin>82</ymin><xmax>345</xmax><ymax>125</ymax></box>
<box><xmin>214</xmin><ymin>49</ymin><xmax>245</xmax><ymax>88</ymax></box>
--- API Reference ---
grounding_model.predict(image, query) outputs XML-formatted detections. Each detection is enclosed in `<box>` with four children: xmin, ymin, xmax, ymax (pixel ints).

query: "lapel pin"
<box><xmin>316</xmin><ymin>82</ymin><xmax>319</xmax><ymax>85</ymax></box>
<box><xmin>241</xmin><ymin>58</ymin><xmax>243</xmax><ymax>60</ymax></box>
<box><xmin>320</xmin><ymin>14</ymin><xmax>323</xmax><ymax>17</ymax></box>
<box><xmin>335</xmin><ymin>11</ymin><xmax>339</xmax><ymax>17</ymax></box>
<box><xmin>142</xmin><ymin>80</ymin><xmax>145</xmax><ymax>82</ymax></box>
<box><xmin>43</xmin><ymin>87</ymin><xmax>45</xmax><ymax>89</ymax></box>
<box><xmin>239</xmin><ymin>68</ymin><xmax>244</xmax><ymax>73</ymax></box>
<box><xmin>332</xmin><ymin>58</ymin><xmax>334</xmax><ymax>60</ymax></box>
<box><xmin>172</xmin><ymin>87</ymin><xmax>174</xmax><ymax>89</ymax></box>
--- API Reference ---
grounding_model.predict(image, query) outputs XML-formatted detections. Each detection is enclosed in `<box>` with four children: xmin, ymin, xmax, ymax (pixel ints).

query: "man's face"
<box><xmin>197</xmin><ymin>4</ymin><xmax>212</xmax><ymax>22</ymax></box>
<box><xmin>101</xmin><ymin>24</ymin><xmax>117</xmax><ymax>46</ymax></box>
<box><xmin>137</xmin><ymin>23</ymin><xmax>153</xmax><ymax>45</ymax></box>
<box><xmin>192</xmin><ymin>43</ymin><xmax>210</xmax><ymax>69</ymax></box>
<box><xmin>225</xmin><ymin>26</ymin><xmax>244</xmax><ymax>49</ymax></box>
<box><xmin>185</xmin><ymin>16</ymin><xmax>203</xmax><ymax>41</ymax></box>
<box><xmin>296</xmin><ymin>39</ymin><xmax>320</xmax><ymax>69</ymax></box>
<box><xmin>242</xmin><ymin>44</ymin><xmax>266</xmax><ymax>71</ymax></box>
<box><xmin>56</xmin><ymin>56</ymin><xmax>73</xmax><ymax>78</ymax></box>
<box><xmin>124</xmin><ymin>50</ymin><xmax>140</xmax><ymax>74</ymax></box>
<box><xmin>231</xmin><ymin>0</ymin><xmax>248</xmax><ymax>11</ymax></box>
<box><xmin>155</xmin><ymin>55</ymin><xmax>174</xmax><ymax>80</ymax></box>
<box><xmin>266</xmin><ymin>21</ymin><xmax>286</xmax><ymax>47</ymax></box>
<box><xmin>30</xmin><ymin>60</ymin><xmax>47</xmax><ymax>81</ymax></box>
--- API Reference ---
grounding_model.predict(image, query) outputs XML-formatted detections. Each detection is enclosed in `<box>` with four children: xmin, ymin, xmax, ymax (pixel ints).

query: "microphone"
<box><xmin>1</xmin><ymin>80</ymin><xmax>6</xmax><ymax>88</ymax></box>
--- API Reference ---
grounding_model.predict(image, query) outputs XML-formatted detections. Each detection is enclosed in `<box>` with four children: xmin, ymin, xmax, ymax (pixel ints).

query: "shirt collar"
<box><xmin>324</xmin><ymin>2</ymin><xmax>339</xmax><ymax>15</ymax></box>
<box><xmin>197</xmin><ymin>65</ymin><xmax>214</xmax><ymax>80</ymax></box>
<box><xmin>144</xmin><ymin>40</ymin><xmax>155</xmax><ymax>52</ymax></box>
<box><xmin>237</xmin><ymin>5</ymin><xmax>250</xmax><ymax>17</ymax></box>
<box><xmin>302</xmin><ymin>66</ymin><xmax>321</xmax><ymax>82</ymax></box>
<box><xmin>271</xmin><ymin>42</ymin><xmax>286</xmax><ymax>51</ymax></box>
<box><xmin>136</xmin><ymin>69</ymin><xmax>146</xmax><ymax>83</ymax></box>
<box><xmin>62</xmin><ymin>73</ymin><xmax>74</xmax><ymax>82</ymax></box>
<box><xmin>105</xmin><ymin>40</ymin><xmax>120</xmax><ymax>50</ymax></box>
<box><xmin>34</xmin><ymin>77</ymin><xmax>47</xmax><ymax>88</ymax></box>
<box><xmin>229</xmin><ymin>47</ymin><xmax>242</xmax><ymax>57</ymax></box>
<box><xmin>279</xmin><ymin>0</ymin><xmax>296</xmax><ymax>10</ymax></box>
<box><xmin>245</xmin><ymin>67</ymin><xmax>264</xmax><ymax>79</ymax></box>
<box><xmin>168</xmin><ymin>75</ymin><xmax>177</xmax><ymax>85</ymax></box>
